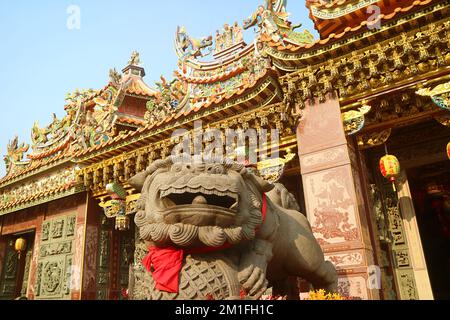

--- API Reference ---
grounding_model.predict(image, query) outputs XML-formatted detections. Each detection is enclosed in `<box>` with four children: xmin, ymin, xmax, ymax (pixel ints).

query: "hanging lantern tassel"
<box><xmin>379</xmin><ymin>155</ymin><xmax>401</xmax><ymax>192</ymax></box>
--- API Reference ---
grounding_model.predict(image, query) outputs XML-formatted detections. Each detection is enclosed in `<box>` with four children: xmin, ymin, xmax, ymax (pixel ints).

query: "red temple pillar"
<box><xmin>297</xmin><ymin>94</ymin><xmax>379</xmax><ymax>300</ymax></box>
<box><xmin>0</xmin><ymin>217</ymin><xmax>6</xmax><ymax>281</ymax></box>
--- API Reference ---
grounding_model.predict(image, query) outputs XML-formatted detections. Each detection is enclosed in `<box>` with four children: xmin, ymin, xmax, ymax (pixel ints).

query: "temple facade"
<box><xmin>1</xmin><ymin>0</ymin><xmax>449</xmax><ymax>300</ymax></box>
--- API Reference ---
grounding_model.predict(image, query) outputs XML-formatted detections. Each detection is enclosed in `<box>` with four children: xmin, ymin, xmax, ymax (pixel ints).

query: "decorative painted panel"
<box><xmin>35</xmin><ymin>215</ymin><xmax>76</xmax><ymax>300</ymax></box>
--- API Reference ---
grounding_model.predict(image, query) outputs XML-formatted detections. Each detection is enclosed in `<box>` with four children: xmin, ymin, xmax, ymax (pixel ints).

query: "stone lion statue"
<box><xmin>128</xmin><ymin>157</ymin><xmax>337</xmax><ymax>300</ymax></box>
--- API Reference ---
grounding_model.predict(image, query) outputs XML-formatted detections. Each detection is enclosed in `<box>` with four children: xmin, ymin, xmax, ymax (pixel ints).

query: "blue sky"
<box><xmin>0</xmin><ymin>1</ymin><xmax>316</xmax><ymax>177</ymax></box>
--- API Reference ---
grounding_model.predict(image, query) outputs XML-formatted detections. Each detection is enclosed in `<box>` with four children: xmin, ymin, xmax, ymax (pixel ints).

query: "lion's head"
<box><xmin>129</xmin><ymin>157</ymin><xmax>274</xmax><ymax>248</ymax></box>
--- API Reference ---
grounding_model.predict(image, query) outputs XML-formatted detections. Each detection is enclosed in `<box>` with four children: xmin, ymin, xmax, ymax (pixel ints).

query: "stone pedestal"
<box><xmin>297</xmin><ymin>94</ymin><xmax>378</xmax><ymax>300</ymax></box>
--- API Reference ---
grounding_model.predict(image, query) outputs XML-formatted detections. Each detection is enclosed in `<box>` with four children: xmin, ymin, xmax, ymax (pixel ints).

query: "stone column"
<box><xmin>80</xmin><ymin>196</ymin><xmax>100</xmax><ymax>300</ymax></box>
<box><xmin>297</xmin><ymin>94</ymin><xmax>378</xmax><ymax>300</ymax></box>
<box><xmin>397</xmin><ymin>171</ymin><xmax>434</xmax><ymax>300</ymax></box>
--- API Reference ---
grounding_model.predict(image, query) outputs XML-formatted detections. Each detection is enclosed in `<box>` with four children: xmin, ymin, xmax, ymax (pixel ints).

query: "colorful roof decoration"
<box><xmin>1</xmin><ymin>52</ymin><xmax>158</xmax><ymax>185</ymax></box>
<box><xmin>306</xmin><ymin>0</ymin><xmax>436</xmax><ymax>39</ymax></box>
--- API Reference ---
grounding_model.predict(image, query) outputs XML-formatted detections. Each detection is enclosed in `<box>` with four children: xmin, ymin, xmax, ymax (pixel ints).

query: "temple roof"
<box><xmin>306</xmin><ymin>0</ymin><xmax>436</xmax><ymax>39</ymax></box>
<box><xmin>0</xmin><ymin>52</ymin><xmax>157</xmax><ymax>187</ymax></box>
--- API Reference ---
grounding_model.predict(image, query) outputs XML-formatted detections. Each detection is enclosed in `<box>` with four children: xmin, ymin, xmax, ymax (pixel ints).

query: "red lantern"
<box><xmin>380</xmin><ymin>155</ymin><xmax>401</xmax><ymax>192</ymax></box>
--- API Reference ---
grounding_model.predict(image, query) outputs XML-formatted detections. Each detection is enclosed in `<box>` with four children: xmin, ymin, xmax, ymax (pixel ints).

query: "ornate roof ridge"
<box><xmin>72</xmin><ymin>68</ymin><xmax>278</xmax><ymax>161</ymax></box>
<box><xmin>263</xmin><ymin>0</ymin><xmax>434</xmax><ymax>52</ymax></box>
<box><xmin>1</xmin><ymin>51</ymin><xmax>159</xmax><ymax>185</ymax></box>
<box><xmin>306</xmin><ymin>0</ymin><xmax>361</xmax><ymax>10</ymax></box>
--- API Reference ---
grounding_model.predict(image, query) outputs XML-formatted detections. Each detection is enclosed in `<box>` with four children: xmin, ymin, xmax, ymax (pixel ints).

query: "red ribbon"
<box><xmin>142</xmin><ymin>193</ymin><xmax>268</xmax><ymax>293</ymax></box>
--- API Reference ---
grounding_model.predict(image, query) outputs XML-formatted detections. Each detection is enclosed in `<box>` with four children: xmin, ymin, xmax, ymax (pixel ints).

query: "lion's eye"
<box><xmin>207</xmin><ymin>165</ymin><xmax>223</xmax><ymax>174</ymax></box>
<box><xmin>172</xmin><ymin>164</ymin><xmax>183</xmax><ymax>172</ymax></box>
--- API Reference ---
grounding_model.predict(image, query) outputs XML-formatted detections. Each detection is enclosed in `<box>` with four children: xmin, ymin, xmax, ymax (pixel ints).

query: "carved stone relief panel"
<box><xmin>337</xmin><ymin>276</ymin><xmax>369</xmax><ymax>300</ymax></box>
<box><xmin>303</xmin><ymin>166</ymin><xmax>360</xmax><ymax>246</ymax></box>
<box><xmin>51</xmin><ymin>219</ymin><xmax>64</xmax><ymax>239</ymax></box>
<box><xmin>42</xmin><ymin>222</ymin><xmax>50</xmax><ymax>241</ymax></box>
<box><xmin>96</xmin><ymin>217</ymin><xmax>112</xmax><ymax>300</ymax></box>
<box><xmin>0</xmin><ymin>243</ymin><xmax>18</xmax><ymax>299</ymax></box>
<box><xmin>20</xmin><ymin>243</ymin><xmax>34</xmax><ymax>296</ymax></box>
<box><xmin>35</xmin><ymin>215</ymin><xmax>76</xmax><ymax>300</ymax></box>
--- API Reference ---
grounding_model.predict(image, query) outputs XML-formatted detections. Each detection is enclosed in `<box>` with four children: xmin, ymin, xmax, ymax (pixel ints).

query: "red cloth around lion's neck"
<box><xmin>142</xmin><ymin>193</ymin><xmax>268</xmax><ymax>293</ymax></box>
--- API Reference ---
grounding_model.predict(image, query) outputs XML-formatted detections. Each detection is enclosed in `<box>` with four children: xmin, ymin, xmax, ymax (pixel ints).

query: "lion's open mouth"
<box><xmin>158</xmin><ymin>186</ymin><xmax>239</xmax><ymax>227</ymax></box>
<box><xmin>160</xmin><ymin>187</ymin><xmax>238</xmax><ymax>211</ymax></box>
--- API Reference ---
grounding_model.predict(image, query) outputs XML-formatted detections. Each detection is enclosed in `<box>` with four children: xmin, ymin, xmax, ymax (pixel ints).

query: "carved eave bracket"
<box><xmin>99</xmin><ymin>183</ymin><xmax>139</xmax><ymax>218</ymax></box>
<box><xmin>417</xmin><ymin>81</ymin><xmax>450</xmax><ymax>111</ymax></box>
<box><xmin>342</xmin><ymin>104</ymin><xmax>371</xmax><ymax>136</ymax></box>
<box><xmin>255</xmin><ymin>152</ymin><xmax>296</xmax><ymax>183</ymax></box>
<box><xmin>357</xmin><ymin>129</ymin><xmax>392</xmax><ymax>150</ymax></box>
<box><xmin>98</xmin><ymin>182</ymin><xmax>140</xmax><ymax>231</ymax></box>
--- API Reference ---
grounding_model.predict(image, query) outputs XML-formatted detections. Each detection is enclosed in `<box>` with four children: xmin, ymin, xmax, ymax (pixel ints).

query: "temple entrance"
<box><xmin>0</xmin><ymin>231</ymin><xmax>34</xmax><ymax>300</ymax></box>
<box><xmin>96</xmin><ymin>216</ymin><xmax>135</xmax><ymax>300</ymax></box>
<box><xmin>408</xmin><ymin>161</ymin><xmax>450</xmax><ymax>300</ymax></box>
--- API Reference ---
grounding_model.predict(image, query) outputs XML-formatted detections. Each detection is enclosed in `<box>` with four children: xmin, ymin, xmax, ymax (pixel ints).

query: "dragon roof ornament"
<box><xmin>174</xmin><ymin>0</ymin><xmax>313</xmax><ymax>70</ymax></box>
<box><xmin>3</xmin><ymin>136</ymin><xmax>30</xmax><ymax>176</ymax></box>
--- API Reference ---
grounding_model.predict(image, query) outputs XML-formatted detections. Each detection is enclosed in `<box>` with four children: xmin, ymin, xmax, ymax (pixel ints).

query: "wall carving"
<box><xmin>304</xmin><ymin>167</ymin><xmax>359</xmax><ymax>245</ymax></box>
<box><xmin>279</xmin><ymin>20</ymin><xmax>450</xmax><ymax>103</ymax></box>
<box><xmin>337</xmin><ymin>276</ymin><xmax>368</xmax><ymax>300</ymax></box>
<box><xmin>21</xmin><ymin>247</ymin><xmax>33</xmax><ymax>296</ymax></box>
<box><xmin>326</xmin><ymin>252</ymin><xmax>363</xmax><ymax>269</ymax></box>
<box><xmin>0</xmin><ymin>167</ymin><xmax>78</xmax><ymax>212</ymax></box>
<box><xmin>379</xmin><ymin>184</ymin><xmax>419</xmax><ymax>300</ymax></box>
<box><xmin>96</xmin><ymin>217</ymin><xmax>111</xmax><ymax>300</ymax></box>
<box><xmin>0</xmin><ymin>244</ymin><xmax>18</xmax><ymax>298</ymax></box>
<box><xmin>35</xmin><ymin>215</ymin><xmax>76</xmax><ymax>300</ymax></box>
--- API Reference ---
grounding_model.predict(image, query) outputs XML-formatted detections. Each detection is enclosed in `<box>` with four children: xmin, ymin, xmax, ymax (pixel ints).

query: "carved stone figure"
<box><xmin>232</xmin><ymin>22</ymin><xmax>244</xmax><ymax>43</ymax></box>
<box><xmin>109</xmin><ymin>68</ymin><xmax>122</xmax><ymax>86</ymax></box>
<box><xmin>176</xmin><ymin>26</ymin><xmax>213</xmax><ymax>60</ymax></box>
<box><xmin>128</xmin><ymin>157</ymin><xmax>337</xmax><ymax>300</ymax></box>
<box><xmin>128</xmin><ymin>51</ymin><xmax>141</xmax><ymax>66</ymax></box>
<box><xmin>3</xmin><ymin>136</ymin><xmax>29</xmax><ymax>174</ymax></box>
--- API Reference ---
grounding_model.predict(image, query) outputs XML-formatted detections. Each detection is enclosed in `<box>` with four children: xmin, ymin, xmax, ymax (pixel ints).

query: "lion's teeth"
<box><xmin>162</xmin><ymin>197</ymin><xmax>176</xmax><ymax>208</ymax></box>
<box><xmin>192</xmin><ymin>195</ymin><xmax>208</xmax><ymax>205</ymax></box>
<box><xmin>229</xmin><ymin>202</ymin><xmax>238</xmax><ymax>211</ymax></box>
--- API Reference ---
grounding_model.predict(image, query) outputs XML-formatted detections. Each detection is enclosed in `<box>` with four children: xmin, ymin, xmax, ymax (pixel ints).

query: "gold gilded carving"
<box><xmin>357</xmin><ymin>129</ymin><xmax>392</xmax><ymax>150</ymax></box>
<box><xmin>279</xmin><ymin>20</ymin><xmax>450</xmax><ymax>103</ymax></box>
